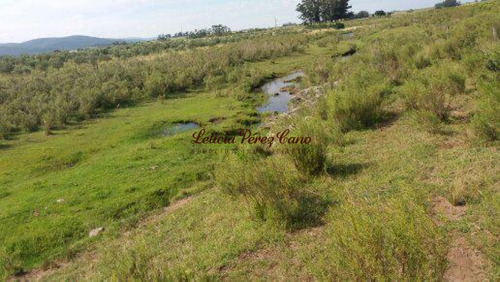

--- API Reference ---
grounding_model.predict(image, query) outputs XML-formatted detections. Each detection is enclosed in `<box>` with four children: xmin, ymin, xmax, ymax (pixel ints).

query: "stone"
<box><xmin>89</xmin><ymin>227</ymin><xmax>104</xmax><ymax>237</ymax></box>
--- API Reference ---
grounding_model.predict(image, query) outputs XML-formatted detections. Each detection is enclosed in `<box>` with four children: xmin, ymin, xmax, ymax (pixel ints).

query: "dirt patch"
<box><xmin>432</xmin><ymin>196</ymin><xmax>491</xmax><ymax>281</ymax></box>
<box><xmin>432</xmin><ymin>196</ymin><xmax>467</xmax><ymax>221</ymax></box>
<box><xmin>443</xmin><ymin>237</ymin><xmax>491</xmax><ymax>281</ymax></box>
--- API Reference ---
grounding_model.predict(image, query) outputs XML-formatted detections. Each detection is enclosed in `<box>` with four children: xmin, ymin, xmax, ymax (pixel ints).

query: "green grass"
<box><xmin>1</xmin><ymin>1</ymin><xmax>499</xmax><ymax>279</ymax></box>
<box><xmin>33</xmin><ymin>116</ymin><xmax>498</xmax><ymax>281</ymax></box>
<box><xmin>0</xmin><ymin>35</ymin><xmax>336</xmax><ymax>276</ymax></box>
<box><xmin>0</xmin><ymin>92</ymin><xmax>246</xmax><ymax>273</ymax></box>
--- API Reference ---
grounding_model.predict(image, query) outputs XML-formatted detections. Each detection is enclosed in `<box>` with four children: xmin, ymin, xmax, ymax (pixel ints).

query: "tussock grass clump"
<box><xmin>471</xmin><ymin>79</ymin><xmax>499</xmax><ymax>143</ymax></box>
<box><xmin>399</xmin><ymin>64</ymin><xmax>466</xmax><ymax>128</ymax></box>
<box><xmin>216</xmin><ymin>153</ymin><xmax>327</xmax><ymax>229</ymax></box>
<box><xmin>369</xmin><ymin>43</ymin><xmax>404</xmax><ymax>84</ymax></box>
<box><xmin>309</xmin><ymin>194</ymin><xmax>448</xmax><ymax>280</ymax></box>
<box><xmin>286</xmin><ymin>118</ymin><xmax>331</xmax><ymax>176</ymax></box>
<box><xmin>328</xmin><ymin>67</ymin><xmax>390</xmax><ymax>131</ymax></box>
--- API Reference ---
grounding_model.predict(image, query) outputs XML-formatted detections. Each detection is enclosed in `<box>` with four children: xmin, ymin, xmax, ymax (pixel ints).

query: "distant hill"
<box><xmin>0</xmin><ymin>35</ymin><xmax>147</xmax><ymax>56</ymax></box>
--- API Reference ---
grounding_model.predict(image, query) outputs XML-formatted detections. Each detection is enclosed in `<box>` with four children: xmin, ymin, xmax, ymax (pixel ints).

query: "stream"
<box><xmin>257</xmin><ymin>71</ymin><xmax>304</xmax><ymax>113</ymax></box>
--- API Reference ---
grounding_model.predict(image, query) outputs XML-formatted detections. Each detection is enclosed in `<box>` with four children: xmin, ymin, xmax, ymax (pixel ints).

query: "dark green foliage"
<box><xmin>297</xmin><ymin>0</ymin><xmax>351</xmax><ymax>23</ymax></box>
<box><xmin>355</xmin><ymin>10</ymin><xmax>370</xmax><ymax>18</ymax></box>
<box><xmin>332</xmin><ymin>22</ymin><xmax>345</xmax><ymax>29</ymax></box>
<box><xmin>435</xmin><ymin>0</ymin><xmax>461</xmax><ymax>9</ymax></box>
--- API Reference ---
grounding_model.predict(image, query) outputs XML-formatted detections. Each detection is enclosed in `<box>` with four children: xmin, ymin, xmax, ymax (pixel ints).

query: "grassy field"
<box><xmin>1</xmin><ymin>1</ymin><xmax>499</xmax><ymax>280</ymax></box>
<box><xmin>0</xmin><ymin>37</ymin><xmax>334</xmax><ymax>275</ymax></box>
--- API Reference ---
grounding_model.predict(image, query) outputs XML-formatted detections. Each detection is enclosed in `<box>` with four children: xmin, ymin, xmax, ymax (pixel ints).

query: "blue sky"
<box><xmin>0</xmin><ymin>0</ymin><xmax>471</xmax><ymax>43</ymax></box>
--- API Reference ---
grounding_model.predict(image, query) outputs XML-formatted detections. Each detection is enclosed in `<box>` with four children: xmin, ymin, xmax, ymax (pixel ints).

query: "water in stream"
<box><xmin>257</xmin><ymin>71</ymin><xmax>304</xmax><ymax>113</ymax></box>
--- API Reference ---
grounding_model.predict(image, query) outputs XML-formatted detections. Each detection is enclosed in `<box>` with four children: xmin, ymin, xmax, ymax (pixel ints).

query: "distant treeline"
<box><xmin>157</xmin><ymin>25</ymin><xmax>232</xmax><ymax>41</ymax></box>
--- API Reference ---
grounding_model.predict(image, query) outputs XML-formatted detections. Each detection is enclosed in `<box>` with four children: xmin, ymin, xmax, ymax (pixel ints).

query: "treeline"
<box><xmin>0</xmin><ymin>33</ymin><xmax>309</xmax><ymax>138</ymax></box>
<box><xmin>158</xmin><ymin>25</ymin><xmax>232</xmax><ymax>40</ymax></box>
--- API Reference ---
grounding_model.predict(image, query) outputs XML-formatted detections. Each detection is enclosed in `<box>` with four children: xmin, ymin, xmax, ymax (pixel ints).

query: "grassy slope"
<box><xmin>2</xmin><ymin>1</ymin><xmax>499</xmax><ymax>280</ymax></box>
<box><xmin>0</xmin><ymin>92</ymin><xmax>239</xmax><ymax>270</ymax></box>
<box><xmin>38</xmin><ymin>115</ymin><xmax>499</xmax><ymax>280</ymax></box>
<box><xmin>0</xmin><ymin>41</ymin><xmax>333</xmax><ymax>275</ymax></box>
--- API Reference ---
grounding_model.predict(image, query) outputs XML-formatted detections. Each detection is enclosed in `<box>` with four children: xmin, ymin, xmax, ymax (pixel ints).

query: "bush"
<box><xmin>285</xmin><ymin>118</ymin><xmax>330</xmax><ymax>176</ymax></box>
<box><xmin>400</xmin><ymin>65</ymin><xmax>465</xmax><ymax>122</ymax></box>
<box><xmin>356</xmin><ymin>11</ymin><xmax>370</xmax><ymax>19</ymax></box>
<box><xmin>369</xmin><ymin>43</ymin><xmax>403</xmax><ymax>84</ymax></box>
<box><xmin>332</xmin><ymin>22</ymin><xmax>345</xmax><ymax>30</ymax></box>
<box><xmin>216</xmin><ymin>153</ymin><xmax>326</xmax><ymax>228</ymax></box>
<box><xmin>471</xmin><ymin>79</ymin><xmax>499</xmax><ymax>142</ymax></box>
<box><xmin>309</xmin><ymin>194</ymin><xmax>448</xmax><ymax>280</ymax></box>
<box><xmin>328</xmin><ymin>68</ymin><xmax>389</xmax><ymax>131</ymax></box>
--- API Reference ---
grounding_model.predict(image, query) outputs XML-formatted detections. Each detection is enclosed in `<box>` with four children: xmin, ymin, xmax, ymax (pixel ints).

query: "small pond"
<box><xmin>257</xmin><ymin>71</ymin><xmax>304</xmax><ymax>113</ymax></box>
<box><xmin>159</xmin><ymin>122</ymin><xmax>199</xmax><ymax>137</ymax></box>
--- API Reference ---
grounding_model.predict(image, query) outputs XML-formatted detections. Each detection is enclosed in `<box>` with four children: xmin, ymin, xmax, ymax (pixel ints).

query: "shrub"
<box><xmin>332</xmin><ymin>22</ymin><xmax>345</xmax><ymax>30</ymax></box>
<box><xmin>328</xmin><ymin>68</ymin><xmax>389</xmax><ymax>131</ymax></box>
<box><xmin>410</xmin><ymin>110</ymin><xmax>444</xmax><ymax>134</ymax></box>
<box><xmin>400</xmin><ymin>65</ymin><xmax>465</xmax><ymax>122</ymax></box>
<box><xmin>309</xmin><ymin>194</ymin><xmax>448</xmax><ymax>280</ymax></box>
<box><xmin>306</xmin><ymin>58</ymin><xmax>334</xmax><ymax>84</ymax></box>
<box><xmin>356</xmin><ymin>11</ymin><xmax>370</xmax><ymax>19</ymax></box>
<box><xmin>285</xmin><ymin>118</ymin><xmax>330</xmax><ymax>176</ymax></box>
<box><xmin>471</xmin><ymin>79</ymin><xmax>499</xmax><ymax>142</ymax></box>
<box><xmin>216</xmin><ymin>153</ymin><xmax>326</xmax><ymax>228</ymax></box>
<box><xmin>369</xmin><ymin>43</ymin><xmax>403</xmax><ymax>84</ymax></box>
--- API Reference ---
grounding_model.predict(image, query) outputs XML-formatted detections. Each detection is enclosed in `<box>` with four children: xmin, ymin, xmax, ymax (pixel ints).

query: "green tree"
<box><xmin>329</xmin><ymin>0</ymin><xmax>351</xmax><ymax>21</ymax></box>
<box><xmin>435</xmin><ymin>0</ymin><xmax>460</xmax><ymax>8</ymax></box>
<box><xmin>297</xmin><ymin>0</ymin><xmax>322</xmax><ymax>23</ymax></box>
<box><xmin>211</xmin><ymin>25</ymin><xmax>231</xmax><ymax>36</ymax></box>
<box><xmin>297</xmin><ymin>0</ymin><xmax>351</xmax><ymax>23</ymax></box>
<box><xmin>356</xmin><ymin>10</ymin><xmax>370</xmax><ymax>18</ymax></box>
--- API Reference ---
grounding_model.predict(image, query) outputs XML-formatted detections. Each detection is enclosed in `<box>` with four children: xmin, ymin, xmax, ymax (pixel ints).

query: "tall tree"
<box><xmin>297</xmin><ymin>0</ymin><xmax>322</xmax><ymax>24</ymax></box>
<box><xmin>331</xmin><ymin>0</ymin><xmax>351</xmax><ymax>21</ymax></box>
<box><xmin>297</xmin><ymin>0</ymin><xmax>351</xmax><ymax>23</ymax></box>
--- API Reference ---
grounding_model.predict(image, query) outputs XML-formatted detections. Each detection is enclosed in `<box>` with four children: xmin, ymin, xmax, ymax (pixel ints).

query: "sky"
<box><xmin>0</xmin><ymin>0</ymin><xmax>472</xmax><ymax>43</ymax></box>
